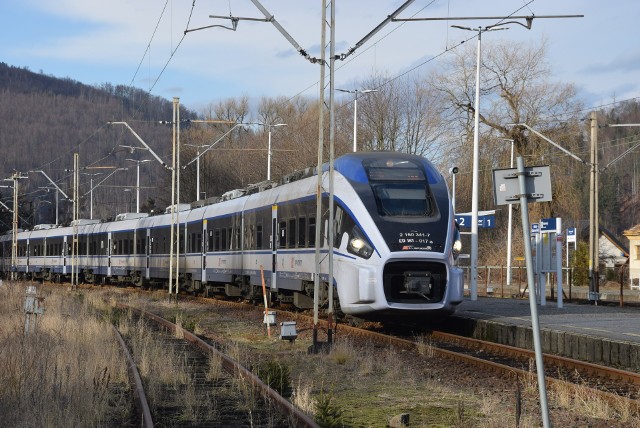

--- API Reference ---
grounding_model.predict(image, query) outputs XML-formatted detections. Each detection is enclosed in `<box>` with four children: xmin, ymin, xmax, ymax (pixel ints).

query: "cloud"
<box><xmin>582</xmin><ymin>51</ymin><xmax>640</xmax><ymax>74</ymax></box>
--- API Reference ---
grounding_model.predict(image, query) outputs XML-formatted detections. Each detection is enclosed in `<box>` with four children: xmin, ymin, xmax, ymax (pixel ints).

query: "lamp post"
<box><xmin>336</xmin><ymin>88</ymin><xmax>377</xmax><ymax>152</ymax></box>
<box><xmin>449</xmin><ymin>167</ymin><xmax>459</xmax><ymax>213</ymax></box>
<box><xmin>81</xmin><ymin>172</ymin><xmax>103</xmax><ymax>219</ymax></box>
<box><xmin>123</xmin><ymin>189</ymin><xmax>132</xmax><ymax>213</ymax></box>
<box><xmin>259</xmin><ymin>123</ymin><xmax>287</xmax><ymax>181</ymax></box>
<box><xmin>126</xmin><ymin>159</ymin><xmax>151</xmax><ymax>213</ymax></box>
<box><xmin>452</xmin><ymin>24</ymin><xmax>508</xmax><ymax>301</ymax></box>
<box><xmin>185</xmin><ymin>144</ymin><xmax>208</xmax><ymax>201</ymax></box>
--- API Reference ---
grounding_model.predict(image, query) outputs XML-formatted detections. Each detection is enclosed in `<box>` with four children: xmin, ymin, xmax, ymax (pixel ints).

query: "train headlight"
<box><xmin>348</xmin><ymin>226</ymin><xmax>373</xmax><ymax>259</ymax></box>
<box><xmin>452</xmin><ymin>238</ymin><xmax>462</xmax><ymax>259</ymax></box>
<box><xmin>452</xmin><ymin>224</ymin><xmax>462</xmax><ymax>260</ymax></box>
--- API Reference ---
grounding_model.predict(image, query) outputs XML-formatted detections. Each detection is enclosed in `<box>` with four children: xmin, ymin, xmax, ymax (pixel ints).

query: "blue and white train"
<box><xmin>0</xmin><ymin>152</ymin><xmax>464</xmax><ymax>318</ymax></box>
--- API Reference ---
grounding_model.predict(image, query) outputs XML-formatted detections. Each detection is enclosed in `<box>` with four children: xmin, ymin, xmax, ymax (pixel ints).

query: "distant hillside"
<box><xmin>0</xmin><ymin>62</ymin><xmax>197</xmax><ymax>228</ymax></box>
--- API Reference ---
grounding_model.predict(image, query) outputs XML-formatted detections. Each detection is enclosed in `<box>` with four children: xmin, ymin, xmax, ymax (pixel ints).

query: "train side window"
<box><xmin>256</xmin><ymin>224</ymin><xmax>263</xmax><ymax>249</ymax></box>
<box><xmin>279</xmin><ymin>221</ymin><xmax>287</xmax><ymax>248</ymax></box>
<box><xmin>197</xmin><ymin>233</ymin><xmax>202</xmax><ymax>253</ymax></box>
<box><xmin>221</xmin><ymin>229</ymin><xmax>227</xmax><ymax>251</ymax></box>
<box><xmin>308</xmin><ymin>217</ymin><xmax>316</xmax><ymax>247</ymax></box>
<box><xmin>298</xmin><ymin>217</ymin><xmax>306</xmax><ymax>247</ymax></box>
<box><xmin>288</xmin><ymin>218</ymin><xmax>296</xmax><ymax>248</ymax></box>
<box><xmin>208</xmin><ymin>230</ymin><xmax>214</xmax><ymax>252</ymax></box>
<box><xmin>215</xmin><ymin>230</ymin><xmax>220</xmax><ymax>251</ymax></box>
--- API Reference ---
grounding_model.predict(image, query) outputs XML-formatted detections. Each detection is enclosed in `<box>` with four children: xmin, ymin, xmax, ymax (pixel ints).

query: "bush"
<box><xmin>255</xmin><ymin>359</ymin><xmax>291</xmax><ymax>397</ymax></box>
<box><xmin>571</xmin><ymin>241</ymin><xmax>589</xmax><ymax>286</ymax></box>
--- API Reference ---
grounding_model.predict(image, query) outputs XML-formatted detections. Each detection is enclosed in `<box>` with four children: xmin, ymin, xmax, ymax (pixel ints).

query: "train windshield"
<box><xmin>370</xmin><ymin>183</ymin><xmax>432</xmax><ymax>216</ymax></box>
<box><xmin>365</xmin><ymin>159</ymin><xmax>434</xmax><ymax>218</ymax></box>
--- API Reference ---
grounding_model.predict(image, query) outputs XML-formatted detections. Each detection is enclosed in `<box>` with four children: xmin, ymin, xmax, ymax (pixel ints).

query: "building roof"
<box><xmin>623</xmin><ymin>224</ymin><xmax>640</xmax><ymax>237</ymax></box>
<box><xmin>601</xmin><ymin>227</ymin><xmax>629</xmax><ymax>257</ymax></box>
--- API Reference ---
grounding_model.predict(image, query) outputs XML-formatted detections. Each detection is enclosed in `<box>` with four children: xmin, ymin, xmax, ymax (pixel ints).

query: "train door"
<box><xmin>107</xmin><ymin>232</ymin><xmax>112</xmax><ymax>277</ymax></box>
<box><xmin>145</xmin><ymin>228</ymin><xmax>151</xmax><ymax>279</ymax></box>
<box><xmin>201</xmin><ymin>220</ymin><xmax>207</xmax><ymax>284</ymax></box>
<box><xmin>62</xmin><ymin>235</ymin><xmax>67</xmax><ymax>275</ymax></box>
<box><xmin>271</xmin><ymin>204</ymin><xmax>278</xmax><ymax>291</ymax></box>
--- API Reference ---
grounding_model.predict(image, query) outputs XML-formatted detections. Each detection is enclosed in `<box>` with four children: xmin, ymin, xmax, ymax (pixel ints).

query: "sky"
<box><xmin>1</xmin><ymin>0</ymin><xmax>639</xmax><ymax>113</ymax></box>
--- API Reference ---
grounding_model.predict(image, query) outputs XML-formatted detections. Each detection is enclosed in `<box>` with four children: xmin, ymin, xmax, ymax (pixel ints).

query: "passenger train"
<box><xmin>0</xmin><ymin>152</ymin><xmax>464</xmax><ymax>318</ymax></box>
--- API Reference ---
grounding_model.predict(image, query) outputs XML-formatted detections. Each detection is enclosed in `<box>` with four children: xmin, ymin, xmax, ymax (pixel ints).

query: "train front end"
<box><xmin>333</xmin><ymin>152</ymin><xmax>464</xmax><ymax>318</ymax></box>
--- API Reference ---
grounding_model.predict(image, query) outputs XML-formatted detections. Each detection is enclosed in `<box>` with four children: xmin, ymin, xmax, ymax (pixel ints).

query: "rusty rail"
<box><xmin>123</xmin><ymin>304</ymin><xmax>319</xmax><ymax>428</ymax></box>
<box><xmin>111</xmin><ymin>324</ymin><xmax>154</xmax><ymax>428</ymax></box>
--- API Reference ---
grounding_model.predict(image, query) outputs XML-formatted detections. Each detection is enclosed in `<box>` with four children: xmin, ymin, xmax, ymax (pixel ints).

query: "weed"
<box><xmin>255</xmin><ymin>359</ymin><xmax>292</xmax><ymax>397</ymax></box>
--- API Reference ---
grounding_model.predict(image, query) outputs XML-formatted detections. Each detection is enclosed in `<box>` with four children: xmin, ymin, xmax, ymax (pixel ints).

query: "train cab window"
<box><xmin>279</xmin><ymin>221</ymin><xmax>287</xmax><ymax>248</ymax></box>
<box><xmin>371</xmin><ymin>183</ymin><xmax>432</xmax><ymax>217</ymax></box>
<box><xmin>288</xmin><ymin>219</ymin><xmax>296</xmax><ymax>248</ymax></box>
<box><xmin>366</xmin><ymin>159</ymin><xmax>434</xmax><ymax>217</ymax></box>
<box><xmin>256</xmin><ymin>224</ymin><xmax>263</xmax><ymax>249</ymax></box>
<box><xmin>308</xmin><ymin>217</ymin><xmax>316</xmax><ymax>247</ymax></box>
<box><xmin>298</xmin><ymin>218</ymin><xmax>306</xmax><ymax>247</ymax></box>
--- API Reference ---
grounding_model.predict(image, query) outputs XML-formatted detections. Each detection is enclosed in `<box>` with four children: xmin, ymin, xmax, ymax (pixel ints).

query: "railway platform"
<box><xmin>440</xmin><ymin>293</ymin><xmax>640</xmax><ymax>371</ymax></box>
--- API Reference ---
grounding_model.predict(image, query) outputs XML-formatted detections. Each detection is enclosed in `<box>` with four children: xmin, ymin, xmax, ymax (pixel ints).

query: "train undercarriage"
<box><xmin>11</xmin><ymin>269</ymin><xmax>337</xmax><ymax>313</ymax></box>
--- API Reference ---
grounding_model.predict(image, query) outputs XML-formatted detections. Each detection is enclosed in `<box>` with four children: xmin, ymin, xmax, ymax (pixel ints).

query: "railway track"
<box><xmin>195</xmin><ymin>297</ymin><xmax>640</xmax><ymax>414</ymax></box>
<box><xmin>111</xmin><ymin>302</ymin><xmax>318</xmax><ymax>427</ymax></box>
<box><xmin>36</xmin><ymin>281</ymin><xmax>640</xmax><ymax>424</ymax></box>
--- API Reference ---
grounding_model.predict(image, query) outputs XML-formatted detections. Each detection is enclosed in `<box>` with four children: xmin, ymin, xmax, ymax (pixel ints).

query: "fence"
<box><xmin>461</xmin><ymin>265</ymin><xmax>631</xmax><ymax>300</ymax></box>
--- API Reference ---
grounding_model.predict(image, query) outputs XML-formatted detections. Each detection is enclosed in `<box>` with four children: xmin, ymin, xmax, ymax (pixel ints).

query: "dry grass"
<box><xmin>0</xmin><ymin>281</ymin><xmax>130</xmax><ymax>427</ymax></box>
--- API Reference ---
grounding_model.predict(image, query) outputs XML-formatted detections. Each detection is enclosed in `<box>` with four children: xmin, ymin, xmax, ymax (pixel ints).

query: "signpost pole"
<box><xmin>515</xmin><ymin>156</ymin><xmax>550</xmax><ymax>427</ymax></box>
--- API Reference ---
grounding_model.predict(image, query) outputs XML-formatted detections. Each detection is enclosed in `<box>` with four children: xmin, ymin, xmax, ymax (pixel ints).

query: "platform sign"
<box><xmin>531</xmin><ymin>223</ymin><xmax>540</xmax><ymax>234</ymax></box>
<box><xmin>540</xmin><ymin>218</ymin><xmax>560</xmax><ymax>233</ymax></box>
<box><xmin>455</xmin><ymin>214</ymin><xmax>496</xmax><ymax>229</ymax></box>
<box><xmin>566</xmin><ymin>227</ymin><xmax>576</xmax><ymax>243</ymax></box>
<box><xmin>492</xmin><ymin>165</ymin><xmax>552</xmax><ymax>206</ymax></box>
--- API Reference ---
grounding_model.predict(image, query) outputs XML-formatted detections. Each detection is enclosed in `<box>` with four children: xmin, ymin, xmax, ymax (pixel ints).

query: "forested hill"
<box><xmin>0</xmin><ymin>62</ymin><xmax>196</xmax><ymax>184</ymax></box>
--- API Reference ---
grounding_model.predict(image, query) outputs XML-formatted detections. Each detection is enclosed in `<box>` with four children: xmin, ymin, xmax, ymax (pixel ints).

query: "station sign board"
<box><xmin>566</xmin><ymin>227</ymin><xmax>577</xmax><ymax>243</ymax></box>
<box><xmin>540</xmin><ymin>218</ymin><xmax>560</xmax><ymax>233</ymax></box>
<box><xmin>455</xmin><ymin>214</ymin><xmax>495</xmax><ymax>229</ymax></box>
<box><xmin>531</xmin><ymin>223</ymin><xmax>540</xmax><ymax>234</ymax></box>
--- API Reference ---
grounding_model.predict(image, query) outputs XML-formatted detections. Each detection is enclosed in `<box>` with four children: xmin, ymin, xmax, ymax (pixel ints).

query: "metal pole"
<box><xmin>136</xmin><ymin>163</ymin><xmax>140</xmax><ymax>213</ymax></box>
<box><xmin>196</xmin><ymin>148</ymin><xmax>200</xmax><ymax>201</ymax></box>
<box><xmin>176</xmin><ymin>98</ymin><xmax>181</xmax><ymax>296</ymax></box>
<box><xmin>507</xmin><ymin>139</ymin><xmax>514</xmax><ymax>287</ymax></box>
<box><xmin>589</xmin><ymin>111</ymin><xmax>599</xmax><ymax>302</ymax></box>
<box><xmin>516</xmin><ymin>156</ymin><xmax>550</xmax><ymax>428</ymax></box>
<box><xmin>89</xmin><ymin>177</ymin><xmax>93</xmax><ymax>219</ymax></box>
<box><xmin>452</xmin><ymin>173</ymin><xmax>456</xmax><ymax>213</ymax></box>
<box><xmin>470</xmin><ymin>28</ymin><xmax>482</xmax><ymax>301</ymax></box>
<box><xmin>352</xmin><ymin>90</ymin><xmax>358</xmax><ymax>152</ymax></box>
<box><xmin>327</xmin><ymin>0</ymin><xmax>336</xmax><ymax>342</ymax></box>
<box><xmin>594</xmin><ymin>114</ymin><xmax>599</xmax><ymax>299</ymax></box>
<box><xmin>169</xmin><ymin>98</ymin><xmax>177</xmax><ymax>296</ymax></box>
<box><xmin>11</xmin><ymin>175</ymin><xmax>18</xmax><ymax>280</ymax></box>
<box><xmin>267</xmin><ymin>127</ymin><xmax>272</xmax><ymax>181</ymax></box>
<box><xmin>55</xmin><ymin>188</ymin><xmax>59</xmax><ymax>226</ymax></box>
<box><xmin>313</xmin><ymin>0</ymin><xmax>327</xmax><ymax>348</ymax></box>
